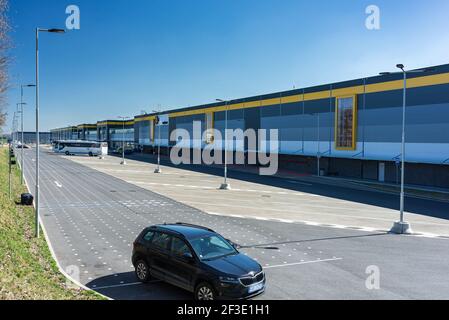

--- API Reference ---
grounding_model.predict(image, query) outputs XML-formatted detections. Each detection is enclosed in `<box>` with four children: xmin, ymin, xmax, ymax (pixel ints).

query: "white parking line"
<box><xmin>264</xmin><ymin>258</ymin><xmax>343</xmax><ymax>269</ymax></box>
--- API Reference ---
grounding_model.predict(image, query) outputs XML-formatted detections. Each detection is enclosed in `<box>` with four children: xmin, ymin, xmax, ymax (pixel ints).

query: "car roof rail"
<box><xmin>174</xmin><ymin>222</ymin><xmax>215</xmax><ymax>233</ymax></box>
<box><xmin>153</xmin><ymin>224</ymin><xmax>184</xmax><ymax>236</ymax></box>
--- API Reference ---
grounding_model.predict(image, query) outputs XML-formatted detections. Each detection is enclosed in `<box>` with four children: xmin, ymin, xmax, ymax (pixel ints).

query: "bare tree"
<box><xmin>0</xmin><ymin>0</ymin><xmax>9</xmax><ymax>130</ymax></box>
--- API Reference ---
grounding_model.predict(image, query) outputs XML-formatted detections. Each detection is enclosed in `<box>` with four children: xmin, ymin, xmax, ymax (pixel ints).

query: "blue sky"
<box><xmin>5</xmin><ymin>0</ymin><xmax>449</xmax><ymax>132</ymax></box>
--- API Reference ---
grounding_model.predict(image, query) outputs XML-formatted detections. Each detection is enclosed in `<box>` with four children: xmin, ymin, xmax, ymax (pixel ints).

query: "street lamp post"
<box><xmin>16</xmin><ymin>102</ymin><xmax>27</xmax><ymax>184</ymax></box>
<box><xmin>12</xmin><ymin>111</ymin><xmax>16</xmax><ymax>143</ymax></box>
<box><xmin>10</xmin><ymin>112</ymin><xmax>18</xmax><ymax>200</ymax></box>
<box><xmin>35</xmin><ymin>27</ymin><xmax>65</xmax><ymax>238</ymax></box>
<box><xmin>118</xmin><ymin>116</ymin><xmax>129</xmax><ymax>165</ymax></box>
<box><xmin>380</xmin><ymin>64</ymin><xmax>434</xmax><ymax>235</ymax></box>
<box><xmin>152</xmin><ymin>109</ymin><xmax>162</xmax><ymax>174</ymax></box>
<box><xmin>8</xmin><ymin>140</ymin><xmax>12</xmax><ymax>199</ymax></box>
<box><xmin>20</xmin><ymin>84</ymin><xmax>35</xmax><ymax>184</ymax></box>
<box><xmin>216</xmin><ymin>99</ymin><xmax>231</xmax><ymax>190</ymax></box>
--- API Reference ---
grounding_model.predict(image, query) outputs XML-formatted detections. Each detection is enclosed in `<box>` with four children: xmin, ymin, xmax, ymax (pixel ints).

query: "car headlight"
<box><xmin>219</xmin><ymin>276</ymin><xmax>239</xmax><ymax>283</ymax></box>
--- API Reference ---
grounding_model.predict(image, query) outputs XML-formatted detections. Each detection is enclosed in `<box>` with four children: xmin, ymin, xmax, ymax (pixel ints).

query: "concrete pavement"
<box><xmin>67</xmin><ymin>152</ymin><xmax>449</xmax><ymax>237</ymax></box>
<box><xmin>17</xmin><ymin>147</ymin><xmax>449</xmax><ymax>299</ymax></box>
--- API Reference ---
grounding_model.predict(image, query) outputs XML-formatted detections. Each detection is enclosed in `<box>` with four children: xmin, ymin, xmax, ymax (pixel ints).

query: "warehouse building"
<box><xmin>96</xmin><ymin>119</ymin><xmax>135</xmax><ymax>152</ymax></box>
<box><xmin>12</xmin><ymin>131</ymin><xmax>52</xmax><ymax>144</ymax></box>
<box><xmin>76</xmin><ymin>124</ymin><xmax>98</xmax><ymax>141</ymax></box>
<box><xmin>50</xmin><ymin>63</ymin><xmax>449</xmax><ymax>188</ymax></box>
<box><xmin>50</xmin><ymin>126</ymin><xmax>78</xmax><ymax>141</ymax></box>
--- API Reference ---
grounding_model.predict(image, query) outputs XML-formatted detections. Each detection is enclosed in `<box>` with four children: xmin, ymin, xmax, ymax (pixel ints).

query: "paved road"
<box><xmin>71</xmin><ymin>152</ymin><xmax>449</xmax><ymax>237</ymax></box>
<box><xmin>19</xmin><ymin>148</ymin><xmax>449</xmax><ymax>299</ymax></box>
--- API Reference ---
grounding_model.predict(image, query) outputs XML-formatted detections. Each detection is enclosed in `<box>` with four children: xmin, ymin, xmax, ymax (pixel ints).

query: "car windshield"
<box><xmin>189</xmin><ymin>235</ymin><xmax>237</xmax><ymax>261</ymax></box>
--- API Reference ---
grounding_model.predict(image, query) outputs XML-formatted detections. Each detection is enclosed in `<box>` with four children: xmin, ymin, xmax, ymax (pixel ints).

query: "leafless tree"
<box><xmin>0</xmin><ymin>0</ymin><xmax>10</xmax><ymax>130</ymax></box>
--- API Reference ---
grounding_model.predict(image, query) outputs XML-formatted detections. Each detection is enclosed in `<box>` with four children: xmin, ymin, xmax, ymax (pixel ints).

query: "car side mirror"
<box><xmin>182</xmin><ymin>252</ymin><xmax>194</xmax><ymax>263</ymax></box>
<box><xmin>226</xmin><ymin>239</ymin><xmax>239</xmax><ymax>249</ymax></box>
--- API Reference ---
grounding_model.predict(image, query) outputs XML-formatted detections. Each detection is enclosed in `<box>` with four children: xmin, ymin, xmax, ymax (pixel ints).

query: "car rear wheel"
<box><xmin>88</xmin><ymin>152</ymin><xmax>93</xmax><ymax>157</ymax></box>
<box><xmin>135</xmin><ymin>260</ymin><xmax>151</xmax><ymax>283</ymax></box>
<box><xmin>65</xmin><ymin>151</ymin><xmax>70</xmax><ymax>156</ymax></box>
<box><xmin>195</xmin><ymin>282</ymin><xmax>216</xmax><ymax>301</ymax></box>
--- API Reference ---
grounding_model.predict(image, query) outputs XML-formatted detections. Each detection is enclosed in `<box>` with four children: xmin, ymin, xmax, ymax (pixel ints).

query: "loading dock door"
<box><xmin>378</xmin><ymin>162</ymin><xmax>385</xmax><ymax>182</ymax></box>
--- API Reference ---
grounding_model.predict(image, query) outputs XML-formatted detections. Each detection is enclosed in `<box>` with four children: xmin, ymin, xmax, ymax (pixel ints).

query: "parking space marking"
<box><xmin>126</xmin><ymin>180</ymin><xmax>309</xmax><ymax>196</ymax></box>
<box><xmin>264</xmin><ymin>257</ymin><xmax>343</xmax><ymax>269</ymax></box>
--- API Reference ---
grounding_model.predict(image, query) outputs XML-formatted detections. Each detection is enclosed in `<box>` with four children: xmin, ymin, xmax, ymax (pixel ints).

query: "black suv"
<box><xmin>132</xmin><ymin>223</ymin><xmax>266</xmax><ymax>300</ymax></box>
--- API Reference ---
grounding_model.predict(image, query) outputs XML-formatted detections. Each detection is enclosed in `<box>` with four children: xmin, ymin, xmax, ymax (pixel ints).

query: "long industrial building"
<box><xmin>50</xmin><ymin>63</ymin><xmax>449</xmax><ymax>188</ymax></box>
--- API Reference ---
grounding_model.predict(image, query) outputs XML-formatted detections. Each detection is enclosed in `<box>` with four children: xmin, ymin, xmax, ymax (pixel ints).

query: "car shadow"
<box><xmin>86</xmin><ymin>271</ymin><xmax>192</xmax><ymax>300</ymax></box>
<box><xmin>116</xmin><ymin>153</ymin><xmax>449</xmax><ymax>221</ymax></box>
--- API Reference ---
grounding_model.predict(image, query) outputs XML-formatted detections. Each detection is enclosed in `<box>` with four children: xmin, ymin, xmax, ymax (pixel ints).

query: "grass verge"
<box><xmin>0</xmin><ymin>146</ymin><xmax>104</xmax><ymax>300</ymax></box>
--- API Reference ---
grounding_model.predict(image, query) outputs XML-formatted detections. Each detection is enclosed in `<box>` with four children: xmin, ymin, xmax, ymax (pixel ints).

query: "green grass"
<box><xmin>0</xmin><ymin>147</ymin><xmax>105</xmax><ymax>300</ymax></box>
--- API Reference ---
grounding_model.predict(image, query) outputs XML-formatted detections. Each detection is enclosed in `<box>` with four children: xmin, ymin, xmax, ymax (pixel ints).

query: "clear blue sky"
<box><xmin>5</xmin><ymin>0</ymin><xmax>449</xmax><ymax>132</ymax></box>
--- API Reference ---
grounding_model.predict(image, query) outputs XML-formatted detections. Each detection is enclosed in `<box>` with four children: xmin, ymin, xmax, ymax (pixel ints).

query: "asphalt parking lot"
<box><xmin>19</xmin><ymin>148</ymin><xmax>449</xmax><ymax>299</ymax></box>
<box><xmin>68</xmin><ymin>152</ymin><xmax>449</xmax><ymax>237</ymax></box>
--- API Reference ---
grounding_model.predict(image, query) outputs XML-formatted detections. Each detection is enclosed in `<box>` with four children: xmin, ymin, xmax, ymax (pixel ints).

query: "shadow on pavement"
<box><xmin>239</xmin><ymin>232</ymin><xmax>389</xmax><ymax>249</ymax></box>
<box><xmin>117</xmin><ymin>153</ymin><xmax>449</xmax><ymax>221</ymax></box>
<box><xmin>86</xmin><ymin>271</ymin><xmax>192</xmax><ymax>300</ymax></box>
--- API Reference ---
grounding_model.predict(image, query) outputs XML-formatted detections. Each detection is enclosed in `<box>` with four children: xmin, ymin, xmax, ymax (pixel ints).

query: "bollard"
<box><xmin>21</xmin><ymin>193</ymin><xmax>34</xmax><ymax>206</ymax></box>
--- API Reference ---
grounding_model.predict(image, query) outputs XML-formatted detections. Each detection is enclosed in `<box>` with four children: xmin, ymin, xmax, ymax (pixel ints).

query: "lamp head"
<box><xmin>47</xmin><ymin>28</ymin><xmax>66</xmax><ymax>34</ymax></box>
<box><xmin>396</xmin><ymin>64</ymin><xmax>405</xmax><ymax>70</ymax></box>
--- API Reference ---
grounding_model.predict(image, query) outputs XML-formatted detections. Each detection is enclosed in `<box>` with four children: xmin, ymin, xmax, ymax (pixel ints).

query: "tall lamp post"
<box><xmin>152</xmin><ymin>109</ymin><xmax>162</xmax><ymax>174</ymax></box>
<box><xmin>118</xmin><ymin>116</ymin><xmax>130</xmax><ymax>165</ymax></box>
<box><xmin>12</xmin><ymin>111</ymin><xmax>17</xmax><ymax>143</ymax></box>
<box><xmin>216</xmin><ymin>99</ymin><xmax>231</xmax><ymax>190</ymax></box>
<box><xmin>35</xmin><ymin>27</ymin><xmax>65</xmax><ymax>238</ymax></box>
<box><xmin>10</xmin><ymin>113</ymin><xmax>17</xmax><ymax>200</ymax></box>
<box><xmin>380</xmin><ymin>64</ymin><xmax>434</xmax><ymax>235</ymax></box>
<box><xmin>21</xmin><ymin>84</ymin><xmax>36</xmax><ymax>185</ymax></box>
<box><xmin>16</xmin><ymin>102</ymin><xmax>27</xmax><ymax>183</ymax></box>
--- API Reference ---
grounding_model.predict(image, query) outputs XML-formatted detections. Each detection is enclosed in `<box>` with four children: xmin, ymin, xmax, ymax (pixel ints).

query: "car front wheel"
<box><xmin>195</xmin><ymin>282</ymin><xmax>216</xmax><ymax>301</ymax></box>
<box><xmin>135</xmin><ymin>260</ymin><xmax>151</xmax><ymax>283</ymax></box>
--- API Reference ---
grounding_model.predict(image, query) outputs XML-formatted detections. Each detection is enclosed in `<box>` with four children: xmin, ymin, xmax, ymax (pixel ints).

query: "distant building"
<box><xmin>12</xmin><ymin>131</ymin><xmax>52</xmax><ymax>144</ymax></box>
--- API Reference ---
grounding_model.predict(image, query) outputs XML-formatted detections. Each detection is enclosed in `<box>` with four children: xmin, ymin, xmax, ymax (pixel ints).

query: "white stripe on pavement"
<box><xmin>264</xmin><ymin>258</ymin><xmax>343</xmax><ymax>269</ymax></box>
